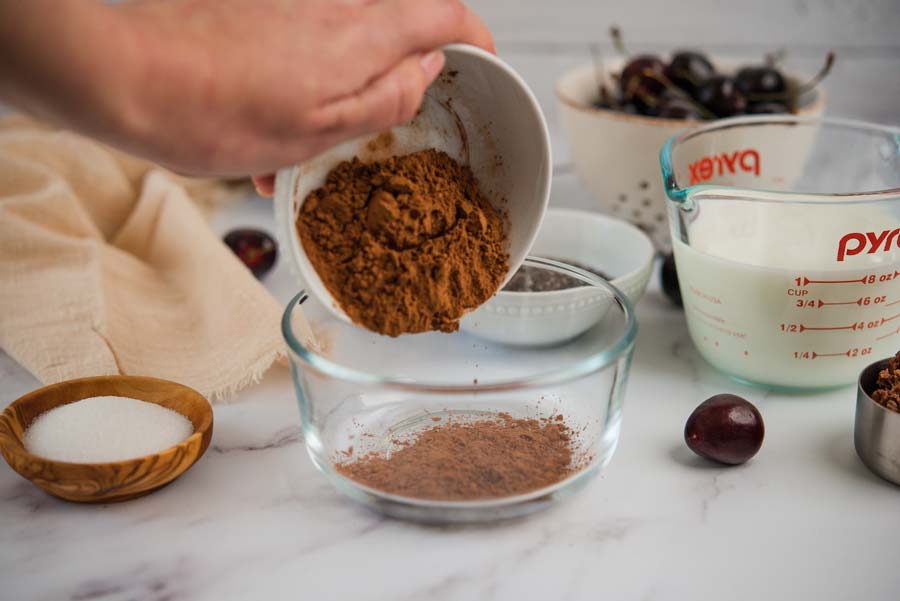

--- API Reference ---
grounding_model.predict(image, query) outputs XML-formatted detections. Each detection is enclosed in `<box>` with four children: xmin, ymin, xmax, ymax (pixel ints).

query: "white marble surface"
<box><xmin>2</xmin><ymin>190</ymin><xmax>899</xmax><ymax>599</ymax></box>
<box><xmin>3</xmin><ymin>3</ymin><xmax>900</xmax><ymax>594</ymax></box>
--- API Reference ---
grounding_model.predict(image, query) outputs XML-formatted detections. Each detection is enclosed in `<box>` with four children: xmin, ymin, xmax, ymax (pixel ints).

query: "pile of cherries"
<box><xmin>593</xmin><ymin>28</ymin><xmax>833</xmax><ymax>120</ymax></box>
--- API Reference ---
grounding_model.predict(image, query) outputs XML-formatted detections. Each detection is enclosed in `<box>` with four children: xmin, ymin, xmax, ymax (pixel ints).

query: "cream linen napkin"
<box><xmin>0</xmin><ymin>116</ymin><xmax>285</xmax><ymax>400</ymax></box>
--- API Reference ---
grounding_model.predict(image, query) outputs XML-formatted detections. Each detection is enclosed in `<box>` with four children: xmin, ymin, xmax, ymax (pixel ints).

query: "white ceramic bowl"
<box><xmin>556</xmin><ymin>58</ymin><xmax>826</xmax><ymax>251</ymax></box>
<box><xmin>460</xmin><ymin>208</ymin><xmax>654</xmax><ymax>346</ymax></box>
<box><xmin>275</xmin><ymin>44</ymin><xmax>552</xmax><ymax>325</ymax></box>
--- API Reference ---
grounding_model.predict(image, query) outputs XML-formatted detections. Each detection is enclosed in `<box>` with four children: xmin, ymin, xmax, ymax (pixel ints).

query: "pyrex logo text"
<box><xmin>837</xmin><ymin>229</ymin><xmax>900</xmax><ymax>262</ymax></box>
<box><xmin>688</xmin><ymin>149</ymin><xmax>760</xmax><ymax>185</ymax></box>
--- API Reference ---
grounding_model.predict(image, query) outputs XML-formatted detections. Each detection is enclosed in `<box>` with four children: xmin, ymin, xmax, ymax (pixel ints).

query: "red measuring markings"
<box><xmin>887</xmin><ymin>299</ymin><xmax>900</xmax><ymax>307</ymax></box>
<box><xmin>795</xmin><ymin>347</ymin><xmax>873</xmax><ymax>360</ymax></box>
<box><xmin>876</xmin><ymin>326</ymin><xmax>900</xmax><ymax>341</ymax></box>
<box><xmin>812</xmin><ymin>295</ymin><xmax>888</xmax><ymax>308</ymax></box>
<box><xmin>881</xmin><ymin>312</ymin><xmax>900</xmax><ymax>325</ymax></box>
<box><xmin>799</xmin><ymin>323</ymin><xmax>856</xmax><ymax>332</ymax></box>
<box><xmin>784</xmin><ymin>318</ymin><xmax>893</xmax><ymax>332</ymax></box>
<box><xmin>818</xmin><ymin>298</ymin><xmax>862</xmax><ymax>308</ymax></box>
<box><xmin>800</xmin><ymin>276</ymin><xmax>869</xmax><ymax>286</ymax></box>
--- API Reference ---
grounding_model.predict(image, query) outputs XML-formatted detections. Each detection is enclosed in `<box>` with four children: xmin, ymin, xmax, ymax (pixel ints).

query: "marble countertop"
<box><xmin>2</xmin><ymin>188</ymin><xmax>898</xmax><ymax>601</ymax></box>
<box><xmin>2</xmin><ymin>75</ymin><xmax>900</xmax><ymax>598</ymax></box>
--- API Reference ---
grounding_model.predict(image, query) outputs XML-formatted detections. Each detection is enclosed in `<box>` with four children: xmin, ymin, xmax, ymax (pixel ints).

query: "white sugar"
<box><xmin>24</xmin><ymin>395</ymin><xmax>194</xmax><ymax>463</ymax></box>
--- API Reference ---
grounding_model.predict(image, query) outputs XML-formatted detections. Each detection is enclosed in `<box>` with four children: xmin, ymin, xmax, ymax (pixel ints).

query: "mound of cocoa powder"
<box><xmin>296</xmin><ymin>150</ymin><xmax>508</xmax><ymax>336</ymax></box>
<box><xmin>334</xmin><ymin>413</ymin><xmax>577</xmax><ymax>501</ymax></box>
<box><xmin>872</xmin><ymin>352</ymin><xmax>900</xmax><ymax>413</ymax></box>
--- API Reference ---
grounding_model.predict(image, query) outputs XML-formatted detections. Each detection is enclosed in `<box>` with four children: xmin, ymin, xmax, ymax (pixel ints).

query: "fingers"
<box><xmin>362</xmin><ymin>0</ymin><xmax>494</xmax><ymax>67</ymax></box>
<box><xmin>308</xmin><ymin>50</ymin><xmax>445</xmax><ymax>138</ymax></box>
<box><xmin>252</xmin><ymin>174</ymin><xmax>275</xmax><ymax>197</ymax></box>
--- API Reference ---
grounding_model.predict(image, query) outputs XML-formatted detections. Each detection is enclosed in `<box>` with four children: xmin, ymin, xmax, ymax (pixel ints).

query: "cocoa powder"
<box><xmin>334</xmin><ymin>413</ymin><xmax>576</xmax><ymax>501</ymax></box>
<box><xmin>296</xmin><ymin>150</ymin><xmax>508</xmax><ymax>336</ymax></box>
<box><xmin>872</xmin><ymin>352</ymin><xmax>900</xmax><ymax>413</ymax></box>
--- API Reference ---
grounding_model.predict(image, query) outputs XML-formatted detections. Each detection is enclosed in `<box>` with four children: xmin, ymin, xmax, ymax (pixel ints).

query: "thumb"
<box><xmin>311</xmin><ymin>50</ymin><xmax>446</xmax><ymax>137</ymax></box>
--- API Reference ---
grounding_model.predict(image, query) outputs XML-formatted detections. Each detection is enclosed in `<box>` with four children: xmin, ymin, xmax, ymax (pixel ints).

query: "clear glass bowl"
<box><xmin>281</xmin><ymin>258</ymin><xmax>637</xmax><ymax>523</ymax></box>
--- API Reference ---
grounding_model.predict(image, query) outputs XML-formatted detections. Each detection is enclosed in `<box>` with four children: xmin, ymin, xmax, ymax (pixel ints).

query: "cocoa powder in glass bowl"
<box><xmin>335</xmin><ymin>413</ymin><xmax>577</xmax><ymax>501</ymax></box>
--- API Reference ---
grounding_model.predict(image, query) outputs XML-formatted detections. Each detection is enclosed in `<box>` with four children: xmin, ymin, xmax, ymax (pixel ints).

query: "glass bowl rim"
<box><xmin>660</xmin><ymin>115</ymin><xmax>900</xmax><ymax>205</ymax></box>
<box><xmin>281</xmin><ymin>256</ymin><xmax>638</xmax><ymax>393</ymax></box>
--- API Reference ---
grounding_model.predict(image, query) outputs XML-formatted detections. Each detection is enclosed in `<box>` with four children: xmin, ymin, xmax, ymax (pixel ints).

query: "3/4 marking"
<box><xmin>818</xmin><ymin>298</ymin><xmax>862</xmax><ymax>307</ymax></box>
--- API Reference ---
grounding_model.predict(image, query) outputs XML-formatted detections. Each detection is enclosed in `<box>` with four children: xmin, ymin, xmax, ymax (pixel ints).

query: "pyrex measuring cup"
<box><xmin>661</xmin><ymin>116</ymin><xmax>900</xmax><ymax>389</ymax></box>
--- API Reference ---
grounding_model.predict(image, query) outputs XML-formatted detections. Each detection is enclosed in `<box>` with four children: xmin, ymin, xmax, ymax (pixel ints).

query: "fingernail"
<box><xmin>420</xmin><ymin>51</ymin><xmax>446</xmax><ymax>80</ymax></box>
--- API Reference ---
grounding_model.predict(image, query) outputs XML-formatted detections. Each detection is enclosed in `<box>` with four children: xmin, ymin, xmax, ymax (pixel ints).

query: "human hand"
<box><xmin>108</xmin><ymin>0</ymin><xmax>493</xmax><ymax>194</ymax></box>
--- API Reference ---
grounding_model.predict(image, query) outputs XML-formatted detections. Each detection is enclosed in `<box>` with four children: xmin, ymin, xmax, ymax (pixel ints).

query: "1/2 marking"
<box><xmin>781</xmin><ymin>321</ymin><xmax>882</xmax><ymax>333</ymax></box>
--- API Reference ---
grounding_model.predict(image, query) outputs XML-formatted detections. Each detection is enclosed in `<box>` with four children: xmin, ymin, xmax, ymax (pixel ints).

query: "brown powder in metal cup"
<box><xmin>334</xmin><ymin>413</ymin><xmax>576</xmax><ymax>501</ymax></box>
<box><xmin>296</xmin><ymin>149</ymin><xmax>508</xmax><ymax>336</ymax></box>
<box><xmin>872</xmin><ymin>352</ymin><xmax>900</xmax><ymax>413</ymax></box>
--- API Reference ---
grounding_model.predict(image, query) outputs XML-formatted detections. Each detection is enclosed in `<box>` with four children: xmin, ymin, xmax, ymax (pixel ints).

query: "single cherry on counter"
<box><xmin>223</xmin><ymin>228</ymin><xmax>278</xmax><ymax>278</ymax></box>
<box><xmin>684</xmin><ymin>394</ymin><xmax>764</xmax><ymax>465</ymax></box>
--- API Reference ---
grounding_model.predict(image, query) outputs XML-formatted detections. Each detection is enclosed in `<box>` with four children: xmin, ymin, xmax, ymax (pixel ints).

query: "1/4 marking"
<box><xmin>793</xmin><ymin>347</ymin><xmax>872</xmax><ymax>360</ymax></box>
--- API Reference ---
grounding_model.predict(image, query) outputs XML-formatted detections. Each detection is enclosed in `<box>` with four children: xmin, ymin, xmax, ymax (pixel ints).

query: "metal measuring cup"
<box><xmin>855</xmin><ymin>358</ymin><xmax>900</xmax><ymax>486</ymax></box>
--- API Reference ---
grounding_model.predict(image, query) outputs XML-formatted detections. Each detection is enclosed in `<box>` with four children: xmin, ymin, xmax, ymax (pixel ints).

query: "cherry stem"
<box><xmin>765</xmin><ymin>48</ymin><xmax>787</xmax><ymax>68</ymax></box>
<box><xmin>796</xmin><ymin>50</ymin><xmax>835</xmax><ymax>94</ymax></box>
<box><xmin>590</xmin><ymin>43</ymin><xmax>615</xmax><ymax>107</ymax></box>
<box><xmin>638</xmin><ymin>68</ymin><xmax>717</xmax><ymax>120</ymax></box>
<box><xmin>747</xmin><ymin>51</ymin><xmax>835</xmax><ymax>102</ymax></box>
<box><xmin>610</xmin><ymin>26</ymin><xmax>628</xmax><ymax>57</ymax></box>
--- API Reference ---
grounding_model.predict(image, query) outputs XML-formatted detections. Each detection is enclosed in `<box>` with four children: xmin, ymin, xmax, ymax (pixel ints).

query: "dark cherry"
<box><xmin>694</xmin><ymin>76</ymin><xmax>748</xmax><ymax>117</ymax></box>
<box><xmin>660</xmin><ymin>253</ymin><xmax>682</xmax><ymax>306</ymax></box>
<box><xmin>747</xmin><ymin>101</ymin><xmax>791</xmax><ymax>115</ymax></box>
<box><xmin>735</xmin><ymin>66</ymin><xmax>787</xmax><ymax>97</ymax></box>
<box><xmin>665</xmin><ymin>51</ymin><xmax>716</xmax><ymax>97</ymax></box>
<box><xmin>619</xmin><ymin>55</ymin><xmax>667</xmax><ymax>112</ymax></box>
<box><xmin>223</xmin><ymin>228</ymin><xmax>278</xmax><ymax>278</ymax></box>
<box><xmin>656</xmin><ymin>97</ymin><xmax>704</xmax><ymax>120</ymax></box>
<box><xmin>684</xmin><ymin>394</ymin><xmax>764</xmax><ymax>465</ymax></box>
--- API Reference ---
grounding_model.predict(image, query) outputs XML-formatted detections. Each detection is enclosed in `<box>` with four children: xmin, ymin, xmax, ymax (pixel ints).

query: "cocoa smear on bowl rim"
<box><xmin>334</xmin><ymin>412</ymin><xmax>588</xmax><ymax>502</ymax></box>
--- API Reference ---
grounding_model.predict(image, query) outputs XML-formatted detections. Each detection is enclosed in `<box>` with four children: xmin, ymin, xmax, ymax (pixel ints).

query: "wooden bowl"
<box><xmin>0</xmin><ymin>376</ymin><xmax>213</xmax><ymax>503</ymax></box>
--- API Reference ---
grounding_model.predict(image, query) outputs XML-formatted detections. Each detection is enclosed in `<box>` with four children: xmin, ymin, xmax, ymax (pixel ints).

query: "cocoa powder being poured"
<box><xmin>297</xmin><ymin>149</ymin><xmax>508</xmax><ymax>336</ymax></box>
<box><xmin>335</xmin><ymin>413</ymin><xmax>577</xmax><ymax>501</ymax></box>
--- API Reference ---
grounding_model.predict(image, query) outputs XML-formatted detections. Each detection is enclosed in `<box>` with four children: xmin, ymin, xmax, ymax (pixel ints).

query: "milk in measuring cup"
<box><xmin>674</xmin><ymin>201</ymin><xmax>900</xmax><ymax>388</ymax></box>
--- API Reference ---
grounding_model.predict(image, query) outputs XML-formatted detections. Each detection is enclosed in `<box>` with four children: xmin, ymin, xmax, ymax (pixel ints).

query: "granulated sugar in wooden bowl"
<box><xmin>0</xmin><ymin>376</ymin><xmax>212</xmax><ymax>503</ymax></box>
